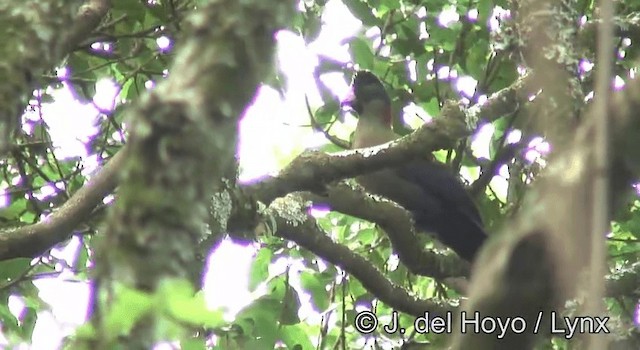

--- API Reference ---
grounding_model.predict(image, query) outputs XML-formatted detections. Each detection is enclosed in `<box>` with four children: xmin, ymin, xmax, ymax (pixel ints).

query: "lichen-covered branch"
<box><xmin>267</xmin><ymin>193</ymin><xmax>455</xmax><ymax>318</ymax></box>
<box><xmin>91</xmin><ymin>0</ymin><xmax>293</xmax><ymax>347</ymax></box>
<box><xmin>306</xmin><ymin>182</ymin><xmax>470</xmax><ymax>278</ymax></box>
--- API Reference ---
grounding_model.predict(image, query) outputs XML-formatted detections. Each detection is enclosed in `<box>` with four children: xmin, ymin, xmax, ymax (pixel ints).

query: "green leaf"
<box><xmin>299</xmin><ymin>271</ymin><xmax>330</xmax><ymax>312</ymax></box>
<box><xmin>477</xmin><ymin>0</ymin><xmax>494</xmax><ymax>22</ymax></box>
<box><xmin>248</xmin><ymin>248</ymin><xmax>272</xmax><ymax>291</ymax></box>
<box><xmin>104</xmin><ymin>285</ymin><xmax>153</xmax><ymax>338</ymax></box>
<box><xmin>158</xmin><ymin>280</ymin><xmax>226</xmax><ymax>328</ymax></box>
<box><xmin>343</xmin><ymin>0</ymin><xmax>380</xmax><ymax>26</ymax></box>
<box><xmin>349</xmin><ymin>37</ymin><xmax>375</xmax><ymax>69</ymax></box>
<box><xmin>421</xmin><ymin>98</ymin><xmax>440</xmax><ymax>117</ymax></box>
<box><xmin>113</xmin><ymin>0</ymin><xmax>146</xmax><ymax>23</ymax></box>
<box><xmin>387</xmin><ymin>262</ymin><xmax>409</xmax><ymax>285</ymax></box>
<box><xmin>280</xmin><ymin>285</ymin><xmax>301</xmax><ymax>325</ymax></box>
<box><xmin>0</xmin><ymin>304</ymin><xmax>19</xmax><ymax>334</ymax></box>
<box><xmin>279</xmin><ymin>324</ymin><xmax>314</xmax><ymax>350</ymax></box>
<box><xmin>0</xmin><ymin>258</ymin><xmax>31</xmax><ymax>281</ymax></box>
<box><xmin>74</xmin><ymin>244</ymin><xmax>90</xmax><ymax>271</ymax></box>
<box><xmin>18</xmin><ymin>306</ymin><xmax>38</xmax><ymax>339</ymax></box>
<box><xmin>347</xmin><ymin>277</ymin><xmax>368</xmax><ymax>299</ymax></box>
<box><xmin>181</xmin><ymin>338</ymin><xmax>207</xmax><ymax>350</ymax></box>
<box><xmin>366</xmin><ymin>248</ymin><xmax>387</xmax><ymax>268</ymax></box>
<box><xmin>396</xmin><ymin>20</ymin><xmax>426</xmax><ymax>56</ymax></box>
<box><xmin>236</xmin><ymin>297</ymin><xmax>280</xmax><ymax>348</ymax></box>
<box><xmin>356</xmin><ymin>227</ymin><xmax>379</xmax><ymax>246</ymax></box>
<box><xmin>74</xmin><ymin>324</ymin><xmax>97</xmax><ymax>340</ymax></box>
<box><xmin>466</xmin><ymin>40</ymin><xmax>490</xmax><ymax>80</ymax></box>
<box><xmin>146</xmin><ymin>3</ymin><xmax>169</xmax><ymax>23</ymax></box>
<box><xmin>314</xmin><ymin>101</ymin><xmax>340</xmax><ymax>125</ymax></box>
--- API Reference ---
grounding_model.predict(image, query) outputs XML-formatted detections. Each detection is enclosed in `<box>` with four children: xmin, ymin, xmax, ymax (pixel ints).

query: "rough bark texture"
<box><xmin>91</xmin><ymin>0</ymin><xmax>293</xmax><ymax>347</ymax></box>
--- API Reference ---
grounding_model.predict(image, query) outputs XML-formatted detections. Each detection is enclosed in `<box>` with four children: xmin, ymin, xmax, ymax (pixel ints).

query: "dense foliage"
<box><xmin>0</xmin><ymin>0</ymin><xmax>639</xmax><ymax>349</ymax></box>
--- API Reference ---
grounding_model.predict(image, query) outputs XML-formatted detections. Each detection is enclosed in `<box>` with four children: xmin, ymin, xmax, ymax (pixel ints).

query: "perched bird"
<box><xmin>341</xmin><ymin>71</ymin><xmax>487</xmax><ymax>262</ymax></box>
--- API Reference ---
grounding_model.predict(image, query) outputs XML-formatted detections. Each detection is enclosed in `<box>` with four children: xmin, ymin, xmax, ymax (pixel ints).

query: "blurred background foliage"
<box><xmin>0</xmin><ymin>0</ymin><xmax>639</xmax><ymax>349</ymax></box>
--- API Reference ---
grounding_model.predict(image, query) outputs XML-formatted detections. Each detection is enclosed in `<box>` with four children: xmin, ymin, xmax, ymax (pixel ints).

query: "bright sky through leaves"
<box><xmin>3</xmin><ymin>0</ymin><xmax>534</xmax><ymax>348</ymax></box>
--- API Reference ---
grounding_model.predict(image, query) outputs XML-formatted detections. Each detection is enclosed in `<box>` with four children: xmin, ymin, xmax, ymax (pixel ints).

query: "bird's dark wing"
<box><xmin>396</xmin><ymin>160</ymin><xmax>483</xmax><ymax>225</ymax></box>
<box><xmin>392</xmin><ymin>160</ymin><xmax>487</xmax><ymax>261</ymax></box>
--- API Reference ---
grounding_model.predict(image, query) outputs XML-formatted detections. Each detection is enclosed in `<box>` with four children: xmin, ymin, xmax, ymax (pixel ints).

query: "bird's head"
<box><xmin>341</xmin><ymin>71</ymin><xmax>392</xmax><ymax>126</ymax></box>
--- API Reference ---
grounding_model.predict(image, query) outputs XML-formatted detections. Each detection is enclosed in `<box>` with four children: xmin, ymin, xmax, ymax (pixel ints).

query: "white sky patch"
<box><xmin>30</xmin><ymin>312</ymin><xmax>66</xmax><ymax>350</ymax></box>
<box><xmin>33</xmin><ymin>183</ymin><xmax>61</xmax><ymax>202</ymax></box>
<box><xmin>319</xmin><ymin>71</ymin><xmax>351</xmax><ymax>100</ymax></box>
<box><xmin>516</xmin><ymin>65</ymin><xmax>528</xmax><ymax>76</ymax></box>
<box><xmin>93</xmin><ymin>78</ymin><xmax>119</xmax><ymax>112</ymax></box>
<box><xmin>525</xmin><ymin>136</ymin><xmax>551</xmax><ymax>163</ymax></box>
<box><xmin>102</xmin><ymin>194</ymin><xmax>114</xmax><ymax>205</ymax></box>
<box><xmin>579</xmin><ymin>15</ymin><xmax>588</xmax><ymax>26</ymax></box>
<box><xmin>584</xmin><ymin>90</ymin><xmax>594</xmax><ymax>102</ymax></box>
<box><xmin>203</xmin><ymin>239</ymin><xmax>256</xmax><ymax>317</ymax></box>
<box><xmin>0</xmin><ymin>181</ymin><xmax>9</xmax><ymax>208</ymax></box>
<box><xmin>277</xmin><ymin>31</ymin><xmax>322</xmax><ymax>105</ymax></box>
<box><xmin>56</xmin><ymin>67</ymin><xmax>69</xmax><ymax>79</ymax></box>
<box><xmin>426</xmin><ymin>58</ymin><xmax>434</xmax><ymax>71</ymax></box>
<box><xmin>365</xmin><ymin>26</ymin><xmax>381</xmax><ymax>46</ymax></box>
<box><xmin>471</xmin><ymin>123</ymin><xmax>494</xmax><ymax>159</ymax></box>
<box><xmin>506</xmin><ymin>129</ymin><xmax>522</xmax><ymax>144</ymax></box>
<box><xmin>580</xmin><ymin>59</ymin><xmax>594</xmax><ymax>73</ymax></box>
<box><xmin>408</xmin><ymin>60</ymin><xmax>418</xmax><ymax>81</ymax></box>
<box><xmin>31</xmin><ymin>278</ymin><xmax>90</xmax><ymax>349</ymax></box>
<box><xmin>417</xmin><ymin>7</ymin><xmax>427</xmax><ymax>18</ymax></box>
<box><xmin>156</xmin><ymin>36</ymin><xmax>171</xmax><ymax>51</ymax></box>
<box><xmin>363</xmin><ymin>26</ymin><xmax>389</xmax><ymax>57</ymax></box>
<box><xmin>460</xmin><ymin>166</ymin><xmax>479</xmax><ymax>185</ymax></box>
<box><xmin>50</xmin><ymin>235</ymin><xmax>83</xmax><ymax>265</ymax></box>
<box><xmin>90</xmin><ymin>42</ymin><xmax>112</xmax><ymax>53</ymax></box>
<box><xmin>309</xmin><ymin>205</ymin><xmax>330</xmax><ymax>218</ymax></box>
<box><xmin>78</xmin><ymin>154</ymin><xmax>102</xmax><ymax>180</ymax></box>
<box><xmin>498</xmin><ymin>165</ymin><xmax>509</xmax><ymax>180</ymax></box>
<box><xmin>436</xmin><ymin>66</ymin><xmax>450</xmax><ymax>79</ymax></box>
<box><xmin>237</xmin><ymin>86</ymin><xmax>288</xmax><ymax>182</ymax></box>
<box><xmin>438</xmin><ymin>6</ymin><xmax>460</xmax><ymax>28</ymax></box>
<box><xmin>8</xmin><ymin>295</ymin><xmax>26</xmax><ymax>322</ymax></box>
<box><xmin>614</xmin><ymin>75</ymin><xmax>625</xmax><ymax>90</ymax></box>
<box><xmin>402</xmin><ymin>103</ymin><xmax>431</xmax><ymax>128</ymax></box>
<box><xmin>491</xmin><ymin>170</ymin><xmax>509</xmax><ymax>202</ymax></box>
<box><xmin>468</xmin><ymin>8</ymin><xmax>479</xmax><ymax>22</ymax></box>
<box><xmin>419</xmin><ymin>21</ymin><xmax>429</xmax><ymax>40</ymax></box>
<box><xmin>456</xmin><ymin>75</ymin><xmax>478</xmax><ymax>98</ymax></box>
<box><xmin>308</xmin><ymin>0</ymin><xmax>362</xmax><ymax>62</ymax></box>
<box><xmin>489</xmin><ymin>7</ymin><xmax>510</xmax><ymax>32</ymax></box>
<box><xmin>4</xmin><ymin>0</ymin><xmax>549</xmax><ymax>345</ymax></box>
<box><xmin>27</xmin><ymin>85</ymin><xmax>100</xmax><ymax>159</ymax></box>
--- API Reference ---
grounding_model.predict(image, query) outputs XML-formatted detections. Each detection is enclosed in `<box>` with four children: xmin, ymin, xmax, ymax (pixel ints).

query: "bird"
<box><xmin>341</xmin><ymin>70</ymin><xmax>487</xmax><ymax>262</ymax></box>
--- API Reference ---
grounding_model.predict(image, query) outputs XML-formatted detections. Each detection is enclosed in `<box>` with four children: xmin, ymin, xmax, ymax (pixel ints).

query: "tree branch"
<box><xmin>1</xmin><ymin>72</ymin><xmax>636</xmax><ymax>264</ymax></box>
<box><xmin>306</xmin><ymin>182</ymin><xmax>470</xmax><ymax>278</ymax></box>
<box><xmin>267</xmin><ymin>193</ymin><xmax>455</xmax><ymax>318</ymax></box>
<box><xmin>0</xmin><ymin>147</ymin><xmax>127</xmax><ymax>259</ymax></box>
